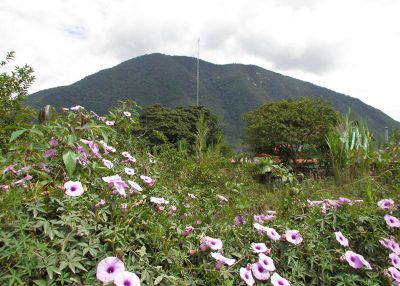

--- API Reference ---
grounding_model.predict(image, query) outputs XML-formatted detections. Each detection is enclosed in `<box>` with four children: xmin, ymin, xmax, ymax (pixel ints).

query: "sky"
<box><xmin>1</xmin><ymin>0</ymin><xmax>400</xmax><ymax>121</ymax></box>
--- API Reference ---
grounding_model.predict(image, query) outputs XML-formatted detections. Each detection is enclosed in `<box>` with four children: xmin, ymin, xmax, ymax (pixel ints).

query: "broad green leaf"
<box><xmin>154</xmin><ymin>275</ymin><xmax>164</xmax><ymax>285</ymax></box>
<box><xmin>63</xmin><ymin>149</ymin><xmax>78</xmax><ymax>177</ymax></box>
<box><xmin>9</xmin><ymin>129</ymin><xmax>27</xmax><ymax>142</ymax></box>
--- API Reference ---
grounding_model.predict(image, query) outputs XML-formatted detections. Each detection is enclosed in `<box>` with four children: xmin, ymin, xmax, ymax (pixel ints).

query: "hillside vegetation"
<box><xmin>27</xmin><ymin>53</ymin><xmax>400</xmax><ymax>148</ymax></box>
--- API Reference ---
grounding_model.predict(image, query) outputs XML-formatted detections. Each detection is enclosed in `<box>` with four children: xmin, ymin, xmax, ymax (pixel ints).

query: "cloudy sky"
<box><xmin>1</xmin><ymin>0</ymin><xmax>400</xmax><ymax>120</ymax></box>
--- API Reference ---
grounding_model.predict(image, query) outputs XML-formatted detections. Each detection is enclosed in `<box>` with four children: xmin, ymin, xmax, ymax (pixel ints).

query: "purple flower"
<box><xmin>102</xmin><ymin>159</ymin><xmax>113</xmax><ymax>169</ymax></box>
<box><xmin>335</xmin><ymin>231</ymin><xmax>349</xmax><ymax>247</ymax></box>
<box><xmin>48</xmin><ymin>137</ymin><xmax>58</xmax><ymax>146</ymax></box>
<box><xmin>217</xmin><ymin>194</ymin><xmax>228</xmax><ymax>203</ymax></box>
<box><xmin>114</xmin><ymin>270</ymin><xmax>140</xmax><ymax>286</ymax></box>
<box><xmin>125</xmin><ymin>167</ymin><xmax>135</xmax><ymax>176</ymax></box>
<box><xmin>140</xmin><ymin>175</ymin><xmax>155</xmax><ymax>187</ymax></box>
<box><xmin>64</xmin><ymin>181</ymin><xmax>84</xmax><ymax>197</ymax></box>
<box><xmin>254</xmin><ymin>214</ymin><xmax>276</xmax><ymax>223</ymax></box>
<box><xmin>378</xmin><ymin>199</ymin><xmax>395</xmax><ymax>210</ymax></box>
<box><xmin>259</xmin><ymin>253</ymin><xmax>275</xmax><ymax>272</ymax></box>
<box><xmin>380</xmin><ymin>238</ymin><xmax>400</xmax><ymax>255</ymax></box>
<box><xmin>77</xmin><ymin>144</ymin><xmax>90</xmax><ymax>166</ymax></box>
<box><xmin>251</xmin><ymin>243</ymin><xmax>270</xmax><ymax>254</ymax></box>
<box><xmin>106</xmin><ymin>121</ymin><xmax>115</xmax><ymax>126</ymax></box>
<box><xmin>150</xmin><ymin>197</ymin><xmax>169</xmax><ymax>205</ymax></box>
<box><xmin>100</xmin><ymin>141</ymin><xmax>116</xmax><ymax>153</ymax></box>
<box><xmin>284</xmin><ymin>230</ymin><xmax>303</xmax><ymax>245</ymax></box>
<box><xmin>343</xmin><ymin>251</ymin><xmax>372</xmax><ymax>269</ymax></box>
<box><xmin>251</xmin><ymin>262</ymin><xmax>270</xmax><ymax>281</ymax></box>
<box><xmin>271</xmin><ymin>273</ymin><xmax>291</xmax><ymax>286</ymax></box>
<box><xmin>127</xmin><ymin>180</ymin><xmax>143</xmax><ymax>193</ymax></box>
<box><xmin>266</xmin><ymin>227</ymin><xmax>281</xmax><ymax>241</ymax></box>
<box><xmin>123</xmin><ymin>111</ymin><xmax>131</xmax><ymax>117</ymax></box>
<box><xmin>388</xmin><ymin>267</ymin><xmax>400</xmax><ymax>282</ymax></box>
<box><xmin>120</xmin><ymin>203</ymin><xmax>128</xmax><ymax>212</ymax></box>
<box><xmin>94</xmin><ymin>199</ymin><xmax>106</xmax><ymax>208</ymax></box>
<box><xmin>240</xmin><ymin>267</ymin><xmax>255</xmax><ymax>286</ymax></box>
<box><xmin>44</xmin><ymin>149</ymin><xmax>57</xmax><ymax>158</ymax></box>
<box><xmin>0</xmin><ymin>185</ymin><xmax>10</xmax><ymax>192</ymax></box>
<box><xmin>81</xmin><ymin>139</ymin><xmax>102</xmax><ymax>158</ymax></box>
<box><xmin>128</xmin><ymin>156</ymin><xmax>137</xmax><ymax>163</ymax></box>
<box><xmin>253</xmin><ymin>223</ymin><xmax>268</xmax><ymax>233</ymax></box>
<box><xmin>210</xmin><ymin>252</ymin><xmax>235</xmax><ymax>269</ymax></box>
<box><xmin>96</xmin><ymin>257</ymin><xmax>125</xmax><ymax>283</ymax></box>
<box><xmin>181</xmin><ymin>226</ymin><xmax>194</xmax><ymax>237</ymax></box>
<box><xmin>391</xmin><ymin>253</ymin><xmax>400</xmax><ymax>269</ymax></box>
<box><xmin>122</xmin><ymin>151</ymin><xmax>131</xmax><ymax>158</ymax></box>
<box><xmin>102</xmin><ymin>175</ymin><xmax>127</xmax><ymax>197</ymax></box>
<box><xmin>234</xmin><ymin>215</ymin><xmax>247</xmax><ymax>225</ymax></box>
<box><xmin>200</xmin><ymin>236</ymin><xmax>223</xmax><ymax>251</ymax></box>
<box><xmin>168</xmin><ymin>205</ymin><xmax>177</xmax><ymax>216</ymax></box>
<box><xmin>385</xmin><ymin>214</ymin><xmax>400</xmax><ymax>228</ymax></box>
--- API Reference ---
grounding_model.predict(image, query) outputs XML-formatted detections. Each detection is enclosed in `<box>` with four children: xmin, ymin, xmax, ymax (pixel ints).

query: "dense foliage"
<box><xmin>26</xmin><ymin>53</ymin><xmax>400</xmax><ymax>148</ymax></box>
<box><xmin>1</xmin><ymin>100</ymin><xmax>400</xmax><ymax>285</ymax></box>
<box><xmin>138</xmin><ymin>104</ymin><xmax>222</xmax><ymax>152</ymax></box>
<box><xmin>245</xmin><ymin>97</ymin><xmax>338</xmax><ymax>168</ymax></box>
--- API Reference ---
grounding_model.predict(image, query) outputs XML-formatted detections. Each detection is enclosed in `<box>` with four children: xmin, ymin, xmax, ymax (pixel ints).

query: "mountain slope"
<box><xmin>28</xmin><ymin>53</ymin><xmax>399</xmax><ymax>147</ymax></box>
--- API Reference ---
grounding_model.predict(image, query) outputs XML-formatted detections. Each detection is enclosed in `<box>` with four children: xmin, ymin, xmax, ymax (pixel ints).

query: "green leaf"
<box><xmin>63</xmin><ymin>149</ymin><xmax>78</xmax><ymax>177</ymax></box>
<box><xmin>9</xmin><ymin>129</ymin><xmax>27</xmax><ymax>142</ymax></box>
<box><xmin>30</xmin><ymin>127</ymin><xmax>43</xmax><ymax>137</ymax></box>
<box><xmin>154</xmin><ymin>275</ymin><xmax>164</xmax><ymax>285</ymax></box>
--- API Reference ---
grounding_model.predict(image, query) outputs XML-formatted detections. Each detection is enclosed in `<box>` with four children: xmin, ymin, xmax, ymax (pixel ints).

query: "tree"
<box><xmin>244</xmin><ymin>97</ymin><xmax>338</xmax><ymax>168</ymax></box>
<box><xmin>0</xmin><ymin>51</ymin><xmax>35</xmax><ymax>127</ymax></box>
<box><xmin>138</xmin><ymin>104</ymin><xmax>222</xmax><ymax>152</ymax></box>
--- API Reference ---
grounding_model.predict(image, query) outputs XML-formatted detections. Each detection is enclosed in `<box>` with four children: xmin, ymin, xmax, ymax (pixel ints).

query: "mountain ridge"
<box><xmin>27</xmin><ymin>53</ymin><xmax>399</xmax><ymax>148</ymax></box>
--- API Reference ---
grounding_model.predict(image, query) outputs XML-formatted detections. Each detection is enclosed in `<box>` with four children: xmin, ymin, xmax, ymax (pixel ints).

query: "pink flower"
<box><xmin>106</xmin><ymin>121</ymin><xmax>115</xmax><ymax>126</ymax></box>
<box><xmin>0</xmin><ymin>185</ymin><xmax>9</xmax><ymax>192</ymax></box>
<box><xmin>253</xmin><ymin>223</ymin><xmax>268</xmax><ymax>233</ymax></box>
<box><xmin>114</xmin><ymin>270</ymin><xmax>140</xmax><ymax>286</ymax></box>
<box><xmin>127</xmin><ymin>180</ymin><xmax>143</xmax><ymax>192</ymax></box>
<box><xmin>64</xmin><ymin>181</ymin><xmax>84</xmax><ymax>197</ymax></box>
<box><xmin>94</xmin><ymin>199</ymin><xmax>106</xmax><ymax>208</ymax></box>
<box><xmin>150</xmin><ymin>197</ymin><xmax>169</xmax><ymax>205</ymax></box>
<box><xmin>254</xmin><ymin>214</ymin><xmax>276</xmax><ymax>223</ymax></box>
<box><xmin>44</xmin><ymin>149</ymin><xmax>57</xmax><ymax>158</ymax></box>
<box><xmin>123</xmin><ymin>111</ymin><xmax>131</xmax><ymax>117</ymax></box>
<box><xmin>335</xmin><ymin>231</ymin><xmax>349</xmax><ymax>247</ymax></box>
<box><xmin>102</xmin><ymin>159</ymin><xmax>113</xmax><ymax>169</ymax></box>
<box><xmin>96</xmin><ymin>257</ymin><xmax>125</xmax><ymax>283</ymax></box>
<box><xmin>378</xmin><ymin>199</ymin><xmax>395</xmax><ymax>210</ymax></box>
<box><xmin>235</xmin><ymin>215</ymin><xmax>247</xmax><ymax>225</ymax></box>
<box><xmin>380</xmin><ymin>238</ymin><xmax>400</xmax><ymax>255</ymax></box>
<box><xmin>385</xmin><ymin>214</ymin><xmax>400</xmax><ymax>228</ymax></box>
<box><xmin>120</xmin><ymin>203</ymin><xmax>128</xmax><ymax>212</ymax></box>
<box><xmin>343</xmin><ymin>251</ymin><xmax>372</xmax><ymax>269</ymax></box>
<box><xmin>210</xmin><ymin>252</ymin><xmax>235</xmax><ymax>269</ymax></box>
<box><xmin>99</xmin><ymin>141</ymin><xmax>116</xmax><ymax>153</ymax></box>
<box><xmin>200</xmin><ymin>236</ymin><xmax>223</xmax><ymax>251</ymax></box>
<box><xmin>271</xmin><ymin>273</ymin><xmax>291</xmax><ymax>286</ymax></box>
<box><xmin>181</xmin><ymin>226</ymin><xmax>194</xmax><ymax>237</ymax></box>
<box><xmin>240</xmin><ymin>267</ymin><xmax>255</xmax><ymax>286</ymax></box>
<box><xmin>251</xmin><ymin>262</ymin><xmax>270</xmax><ymax>281</ymax></box>
<box><xmin>388</xmin><ymin>267</ymin><xmax>400</xmax><ymax>282</ymax></box>
<box><xmin>284</xmin><ymin>230</ymin><xmax>303</xmax><ymax>245</ymax></box>
<box><xmin>266</xmin><ymin>227</ymin><xmax>281</xmax><ymax>241</ymax></box>
<box><xmin>122</xmin><ymin>151</ymin><xmax>131</xmax><ymax>158</ymax></box>
<box><xmin>217</xmin><ymin>194</ymin><xmax>228</xmax><ymax>203</ymax></box>
<box><xmin>49</xmin><ymin>137</ymin><xmax>58</xmax><ymax>146</ymax></box>
<box><xmin>140</xmin><ymin>175</ymin><xmax>155</xmax><ymax>187</ymax></box>
<box><xmin>391</xmin><ymin>253</ymin><xmax>400</xmax><ymax>269</ymax></box>
<box><xmin>251</xmin><ymin>243</ymin><xmax>270</xmax><ymax>254</ymax></box>
<box><xmin>125</xmin><ymin>167</ymin><xmax>135</xmax><ymax>176</ymax></box>
<box><xmin>259</xmin><ymin>253</ymin><xmax>275</xmax><ymax>271</ymax></box>
<box><xmin>128</xmin><ymin>156</ymin><xmax>137</xmax><ymax>163</ymax></box>
<box><xmin>102</xmin><ymin>175</ymin><xmax>127</xmax><ymax>197</ymax></box>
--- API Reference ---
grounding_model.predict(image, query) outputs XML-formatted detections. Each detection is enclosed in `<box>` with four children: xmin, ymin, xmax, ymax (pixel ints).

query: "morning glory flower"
<box><xmin>200</xmin><ymin>236</ymin><xmax>223</xmax><ymax>251</ymax></box>
<box><xmin>181</xmin><ymin>226</ymin><xmax>194</xmax><ymax>237</ymax></box>
<box><xmin>96</xmin><ymin>257</ymin><xmax>125</xmax><ymax>283</ymax></box>
<box><xmin>125</xmin><ymin>167</ymin><xmax>135</xmax><ymax>176</ymax></box>
<box><xmin>64</xmin><ymin>181</ymin><xmax>84</xmax><ymax>197</ymax></box>
<box><xmin>140</xmin><ymin>175</ymin><xmax>155</xmax><ymax>187</ymax></box>
<box><xmin>284</xmin><ymin>230</ymin><xmax>303</xmax><ymax>245</ymax></box>
<box><xmin>271</xmin><ymin>273</ymin><xmax>291</xmax><ymax>286</ymax></box>
<box><xmin>335</xmin><ymin>231</ymin><xmax>349</xmax><ymax>247</ymax></box>
<box><xmin>251</xmin><ymin>243</ymin><xmax>270</xmax><ymax>254</ymax></box>
<box><xmin>380</xmin><ymin>238</ymin><xmax>400</xmax><ymax>255</ymax></box>
<box><xmin>44</xmin><ymin>149</ymin><xmax>57</xmax><ymax>158</ymax></box>
<box><xmin>70</xmin><ymin>105</ymin><xmax>84</xmax><ymax>110</ymax></box>
<box><xmin>385</xmin><ymin>214</ymin><xmax>400</xmax><ymax>228</ymax></box>
<box><xmin>127</xmin><ymin>180</ymin><xmax>143</xmax><ymax>192</ymax></box>
<box><xmin>259</xmin><ymin>253</ymin><xmax>275</xmax><ymax>272</ymax></box>
<box><xmin>102</xmin><ymin>159</ymin><xmax>113</xmax><ymax>169</ymax></box>
<box><xmin>388</xmin><ymin>267</ymin><xmax>400</xmax><ymax>282</ymax></box>
<box><xmin>390</xmin><ymin>253</ymin><xmax>400</xmax><ymax>269</ymax></box>
<box><xmin>114</xmin><ymin>270</ymin><xmax>140</xmax><ymax>286</ymax></box>
<box><xmin>266</xmin><ymin>227</ymin><xmax>281</xmax><ymax>241</ymax></box>
<box><xmin>240</xmin><ymin>267</ymin><xmax>255</xmax><ymax>286</ymax></box>
<box><xmin>251</xmin><ymin>262</ymin><xmax>270</xmax><ymax>281</ymax></box>
<box><xmin>217</xmin><ymin>194</ymin><xmax>228</xmax><ymax>203</ymax></box>
<box><xmin>235</xmin><ymin>215</ymin><xmax>247</xmax><ymax>225</ymax></box>
<box><xmin>48</xmin><ymin>137</ymin><xmax>58</xmax><ymax>146</ymax></box>
<box><xmin>128</xmin><ymin>156</ymin><xmax>137</xmax><ymax>163</ymax></box>
<box><xmin>106</xmin><ymin>121</ymin><xmax>115</xmax><ymax>126</ymax></box>
<box><xmin>123</xmin><ymin>111</ymin><xmax>132</xmax><ymax>117</ymax></box>
<box><xmin>122</xmin><ymin>151</ymin><xmax>131</xmax><ymax>158</ymax></box>
<box><xmin>150</xmin><ymin>197</ymin><xmax>169</xmax><ymax>205</ymax></box>
<box><xmin>210</xmin><ymin>252</ymin><xmax>235</xmax><ymax>269</ymax></box>
<box><xmin>378</xmin><ymin>199</ymin><xmax>395</xmax><ymax>210</ymax></box>
<box><xmin>343</xmin><ymin>251</ymin><xmax>372</xmax><ymax>269</ymax></box>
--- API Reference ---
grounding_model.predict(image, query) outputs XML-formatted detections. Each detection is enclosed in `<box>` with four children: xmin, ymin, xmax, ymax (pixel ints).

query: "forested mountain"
<box><xmin>28</xmin><ymin>53</ymin><xmax>399</xmax><ymax>147</ymax></box>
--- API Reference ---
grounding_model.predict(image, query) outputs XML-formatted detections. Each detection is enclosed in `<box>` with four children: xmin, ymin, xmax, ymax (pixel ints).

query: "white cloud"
<box><xmin>1</xmin><ymin>0</ymin><xmax>399</xmax><ymax>121</ymax></box>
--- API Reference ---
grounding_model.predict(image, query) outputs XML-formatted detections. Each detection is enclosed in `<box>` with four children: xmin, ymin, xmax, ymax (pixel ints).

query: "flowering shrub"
<box><xmin>0</xmin><ymin>102</ymin><xmax>399</xmax><ymax>285</ymax></box>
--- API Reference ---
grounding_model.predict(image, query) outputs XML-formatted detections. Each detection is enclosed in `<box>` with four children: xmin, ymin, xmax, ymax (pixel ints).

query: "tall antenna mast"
<box><xmin>196</xmin><ymin>38</ymin><xmax>200</xmax><ymax>106</ymax></box>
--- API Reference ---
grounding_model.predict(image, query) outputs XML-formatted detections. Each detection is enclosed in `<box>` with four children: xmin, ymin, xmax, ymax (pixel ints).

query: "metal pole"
<box><xmin>197</xmin><ymin>38</ymin><xmax>200</xmax><ymax>106</ymax></box>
